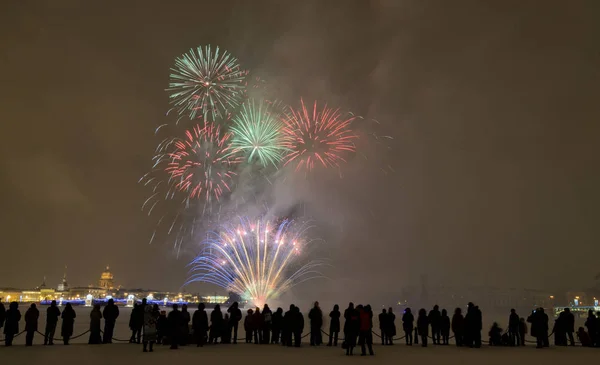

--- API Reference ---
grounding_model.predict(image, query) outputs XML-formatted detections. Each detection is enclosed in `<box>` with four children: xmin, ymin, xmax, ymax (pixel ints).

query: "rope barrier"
<box><xmin>0</xmin><ymin>326</ymin><xmax>590</xmax><ymax>347</ymax></box>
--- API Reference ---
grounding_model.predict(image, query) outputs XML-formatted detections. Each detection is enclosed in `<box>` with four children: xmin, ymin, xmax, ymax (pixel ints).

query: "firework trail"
<box><xmin>163</xmin><ymin>122</ymin><xmax>242</xmax><ymax>204</ymax></box>
<box><xmin>229</xmin><ymin>99</ymin><xmax>289</xmax><ymax>167</ymax></box>
<box><xmin>168</xmin><ymin>45</ymin><xmax>246</xmax><ymax>122</ymax></box>
<box><xmin>281</xmin><ymin>99</ymin><xmax>358</xmax><ymax>172</ymax></box>
<box><xmin>185</xmin><ymin>217</ymin><xmax>325</xmax><ymax>306</ymax></box>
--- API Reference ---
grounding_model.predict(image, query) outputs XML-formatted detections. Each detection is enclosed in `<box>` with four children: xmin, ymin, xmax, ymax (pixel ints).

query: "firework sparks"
<box><xmin>281</xmin><ymin>99</ymin><xmax>358</xmax><ymax>171</ymax></box>
<box><xmin>168</xmin><ymin>45</ymin><xmax>246</xmax><ymax>122</ymax></box>
<box><xmin>163</xmin><ymin>122</ymin><xmax>242</xmax><ymax>203</ymax></box>
<box><xmin>229</xmin><ymin>99</ymin><xmax>288</xmax><ymax>167</ymax></box>
<box><xmin>185</xmin><ymin>217</ymin><xmax>325</xmax><ymax>306</ymax></box>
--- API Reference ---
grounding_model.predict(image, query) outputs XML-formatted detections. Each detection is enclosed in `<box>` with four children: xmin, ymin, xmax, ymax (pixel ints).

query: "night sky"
<box><xmin>1</xmin><ymin>0</ymin><xmax>598</xmax><ymax>299</ymax></box>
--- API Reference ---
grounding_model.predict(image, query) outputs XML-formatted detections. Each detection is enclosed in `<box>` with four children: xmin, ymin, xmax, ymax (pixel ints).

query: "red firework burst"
<box><xmin>165</xmin><ymin>123</ymin><xmax>241</xmax><ymax>201</ymax></box>
<box><xmin>281</xmin><ymin>99</ymin><xmax>358</xmax><ymax>171</ymax></box>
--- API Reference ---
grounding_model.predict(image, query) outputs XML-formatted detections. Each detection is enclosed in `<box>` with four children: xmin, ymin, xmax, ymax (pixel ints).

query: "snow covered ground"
<box><xmin>1</xmin><ymin>338</ymin><xmax>598</xmax><ymax>365</ymax></box>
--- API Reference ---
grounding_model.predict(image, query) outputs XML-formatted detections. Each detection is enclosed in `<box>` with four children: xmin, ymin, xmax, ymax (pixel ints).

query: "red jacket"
<box><xmin>359</xmin><ymin>309</ymin><xmax>371</xmax><ymax>332</ymax></box>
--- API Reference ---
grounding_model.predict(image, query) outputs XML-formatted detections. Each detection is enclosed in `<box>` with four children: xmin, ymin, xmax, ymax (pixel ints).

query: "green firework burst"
<box><xmin>230</xmin><ymin>99</ymin><xmax>288</xmax><ymax>167</ymax></box>
<box><xmin>168</xmin><ymin>45</ymin><xmax>247</xmax><ymax>122</ymax></box>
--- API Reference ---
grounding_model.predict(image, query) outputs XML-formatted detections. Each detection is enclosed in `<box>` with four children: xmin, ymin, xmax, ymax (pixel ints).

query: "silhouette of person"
<box><xmin>271</xmin><ymin>307</ymin><xmax>283</xmax><ymax>344</ymax></box>
<box><xmin>378</xmin><ymin>308</ymin><xmax>388</xmax><ymax>345</ymax></box>
<box><xmin>221</xmin><ymin>313</ymin><xmax>231</xmax><ymax>343</ymax></box>
<box><xmin>386</xmin><ymin>307</ymin><xmax>396</xmax><ymax>345</ymax></box>
<box><xmin>553</xmin><ymin>310</ymin><xmax>568</xmax><ymax>346</ymax></box>
<box><xmin>474</xmin><ymin>305</ymin><xmax>483</xmax><ymax>347</ymax></box>
<box><xmin>451</xmin><ymin>307</ymin><xmax>464</xmax><ymax>347</ymax></box>
<box><xmin>563</xmin><ymin>308</ymin><xmax>575</xmax><ymax>346</ymax></box>
<box><xmin>44</xmin><ymin>300</ymin><xmax>60</xmax><ymax>345</ymax></box>
<box><xmin>293</xmin><ymin>305</ymin><xmax>304</xmax><ymax>347</ymax></box>
<box><xmin>488</xmin><ymin>322</ymin><xmax>502</xmax><ymax>345</ymax></box>
<box><xmin>129</xmin><ymin>303</ymin><xmax>143</xmax><ymax>344</ymax></box>
<box><xmin>142</xmin><ymin>304</ymin><xmax>159</xmax><ymax>352</ymax></box>
<box><xmin>508</xmin><ymin>309</ymin><xmax>520</xmax><ymax>346</ymax></box>
<box><xmin>441</xmin><ymin>309</ymin><xmax>450</xmax><ymax>345</ymax></box>
<box><xmin>88</xmin><ymin>304</ymin><xmax>103</xmax><ymax>344</ymax></box>
<box><xmin>25</xmin><ymin>303</ymin><xmax>39</xmax><ymax>346</ymax></box>
<box><xmin>192</xmin><ymin>303</ymin><xmax>208</xmax><ymax>347</ymax></box>
<box><xmin>180</xmin><ymin>304</ymin><xmax>190</xmax><ymax>345</ymax></box>
<box><xmin>4</xmin><ymin>302</ymin><xmax>21</xmax><ymax>346</ymax></box>
<box><xmin>584</xmin><ymin>310</ymin><xmax>597</xmax><ymax>347</ymax></box>
<box><xmin>490</xmin><ymin>323</ymin><xmax>503</xmax><ymax>346</ymax></box>
<box><xmin>402</xmin><ymin>308</ymin><xmax>414</xmax><ymax>346</ymax></box>
<box><xmin>358</xmin><ymin>304</ymin><xmax>374</xmax><ymax>356</ymax></box>
<box><xmin>252</xmin><ymin>307</ymin><xmax>263</xmax><ymax>344</ymax></box>
<box><xmin>209</xmin><ymin>304</ymin><xmax>223</xmax><ymax>344</ymax></box>
<box><xmin>518</xmin><ymin>317</ymin><xmax>527</xmax><ymax>346</ymax></box>
<box><xmin>577</xmin><ymin>326</ymin><xmax>592</xmax><ymax>347</ymax></box>
<box><xmin>262</xmin><ymin>304</ymin><xmax>272</xmax><ymax>344</ymax></box>
<box><xmin>327</xmin><ymin>304</ymin><xmax>340</xmax><ymax>346</ymax></box>
<box><xmin>61</xmin><ymin>303</ymin><xmax>76</xmax><ymax>345</ymax></box>
<box><xmin>528</xmin><ymin>307</ymin><xmax>549</xmax><ymax>348</ymax></box>
<box><xmin>227</xmin><ymin>302</ymin><xmax>242</xmax><ymax>344</ymax></box>
<box><xmin>102</xmin><ymin>298</ymin><xmax>119</xmax><ymax>344</ymax></box>
<box><xmin>283</xmin><ymin>305</ymin><xmax>294</xmax><ymax>346</ymax></box>
<box><xmin>417</xmin><ymin>308</ymin><xmax>429</xmax><ymax>347</ymax></box>
<box><xmin>343</xmin><ymin>302</ymin><xmax>359</xmax><ymax>355</ymax></box>
<box><xmin>0</xmin><ymin>302</ymin><xmax>5</xmax><ymax>333</ymax></box>
<box><xmin>156</xmin><ymin>310</ymin><xmax>167</xmax><ymax>345</ymax></box>
<box><xmin>244</xmin><ymin>308</ymin><xmax>254</xmax><ymax>343</ymax></box>
<box><xmin>308</xmin><ymin>301</ymin><xmax>323</xmax><ymax>346</ymax></box>
<box><xmin>168</xmin><ymin>303</ymin><xmax>182</xmax><ymax>349</ymax></box>
<box><xmin>465</xmin><ymin>302</ymin><xmax>482</xmax><ymax>348</ymax></box>
<box><xmin>428</xmin><ymin>305</ymin><xmax>441</xmax><ymax>345</ymax></box>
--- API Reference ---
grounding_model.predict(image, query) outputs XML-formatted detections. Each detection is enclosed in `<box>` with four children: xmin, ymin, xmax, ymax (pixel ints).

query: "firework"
<box><xmin>281</xmin><ymin>99</ymin><xmax>358</xmax><ymax>171</ymax></box>
<box><xmin>162</xmin><ymin>122</ymin><xmax>242</xmax><ymax>204</ymax></box>
<box><xmin>229</xmin><ymin>99</ymin><xmax>288</xmax><ymax>167</ymax></box>
<box><xmin>168</xmin><ymin>45</ymin><xmax>246</xmax><ymax>122</ymax></box>
<box><xmin>185</xmin><ymin>217</ymin><xmax>325</xmax><ymax>306</ymax></box>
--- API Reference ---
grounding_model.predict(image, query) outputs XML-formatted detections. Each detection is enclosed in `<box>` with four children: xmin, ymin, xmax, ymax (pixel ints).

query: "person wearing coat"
<box><xmin>563</xmin><ymin>308</ymin><xmax>575</xmax><ymax>346</ymax></box>
<box><xmin>180</xmin><ymin>304</ymin><xmax>191</xmax><ymax>346</ymax></box>
<box><xmin>271</xmin><ymin>307</ymin><xmax>283</xmax><ymax>344</ymax></box>
<box><xmin>327</xmin><ymin>304</ymin><xmax>340</xmax><ymax>346</ymax></box>
<box><xmin>61</xmin><ymin>303</ymin><xmax>76</xmax><ymax>345</ymax></box>
<box><xmin>209</xmin><ymin>304</ymin><xmax>223</xmax><ymax>344</ymax></box>
<box><xmin>25</xmin><ymin>303</ymin><xmax>39</xmax><ymax>346</ymax></box>
<box><xmin>142</xmin><ymin>304</ymin><xmax>159</xmax><ymax>352</ymax></box>
<box><xmin>262</xmin><ymin>304</ymin><xmax>273</xmax><ymax>344</ymax></box>
<box><xmin>386</xmin><ymin>307</ymin><xmax>396</xmax><ymax>345</ymax></box>
<box><xmin>0</xmin><ymin>302</ymin><xmax>6</xmax><ymax>333</ymax></box>
<box><xmin>88</xmin><ymin>305</ymin><xmax>103</xmax><ymax>344</ymax></box>
<box><xmin>308</xmin><ymin>301</ymin><xmax>323</xmax><ymax>346</ymax></box>
<box><xmin>102</xmin><ymin>298</ymin><xmax>119</xmax><ymax>344</ymax></box>
<box><xmin>378</xmin><ymin>309</ymin><xmax>388</xmax><ymax>345</ymax></box>
<box><xmin>417</xmin><ymin>308</ymin><xmax>429</xmax><ymax>347</ymax></box>
<box><xmin>441</xmin><ymin>309</ymin><xmax>450</xmax><ymax>345</ymax></box>
<box><xmin>292</xmin><ymin>306</ymin><xmax>304</xmax><ymax>348</ymax></box>
<box><xmin>167</xmin><ymin>304</ymin><xmax>183</xmax><ymax>349</ymax></box>
<box><xmin>129</xmin><ymin>302</ymin><xmax>144</xmax><ymax>344</ymax></box>
<box><xmin>343</xmin><ymin>303</ymin><xmax>358</xmax><ymax>355</ymax></box>
<box><xmin>451</xmin><ymin>307</ymin><xmax>465</xmax><ymax>347</ymax></box>
<box><xmin>357</xmin><ymin>305</ymin><xmax>374</xmax><ymax>356</ymax></box>
<box><xmin>244</xmin><ymin>309</ymin><xmax>254</xmax><ymax>343</ymax></box>
<box><xmin>227</xmin><ymin>302</ymin><xmax>242</xmax><ymax>344</ymax></box>
<box><xmin>4</xmin><ymin>302</ymin><xmax>21</xmax><ymax>346</ymax></box>
<box><xmin>192</xmin><ymin>303</ymin><xmax>209</xmax><ymax>347</ymax></box>
<box><xmin>45</xmin><ymin>300</ymin><xmax>61</xmax><ymax>345</ymax></box>
<box><xmin>402</xmin><ymin>308</ymin><xmax>414</xmax><ymax>346</ymax></box>
<box><xmin>282</xmin><ymin>305</ymin><xmax>294</xmax><ymax>346</ymax></box>
<box><xmin>252</xmin><ymin>307</ymin><xmax>263</xmax><ymax>344</ymax></box>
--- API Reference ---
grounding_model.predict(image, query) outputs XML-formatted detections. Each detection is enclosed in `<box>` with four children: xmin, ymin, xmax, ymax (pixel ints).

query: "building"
<box><xmin>99</xmin><ymin>266</ymin><xmax>115</xmax><ymax>290</ymax></box>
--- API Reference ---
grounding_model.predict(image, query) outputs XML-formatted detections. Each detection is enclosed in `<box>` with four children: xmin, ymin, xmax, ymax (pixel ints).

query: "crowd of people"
<box><xmin>2</xmin><ymin>299</ymin><xmax>600</xmax><ymax>353</ymax></box>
